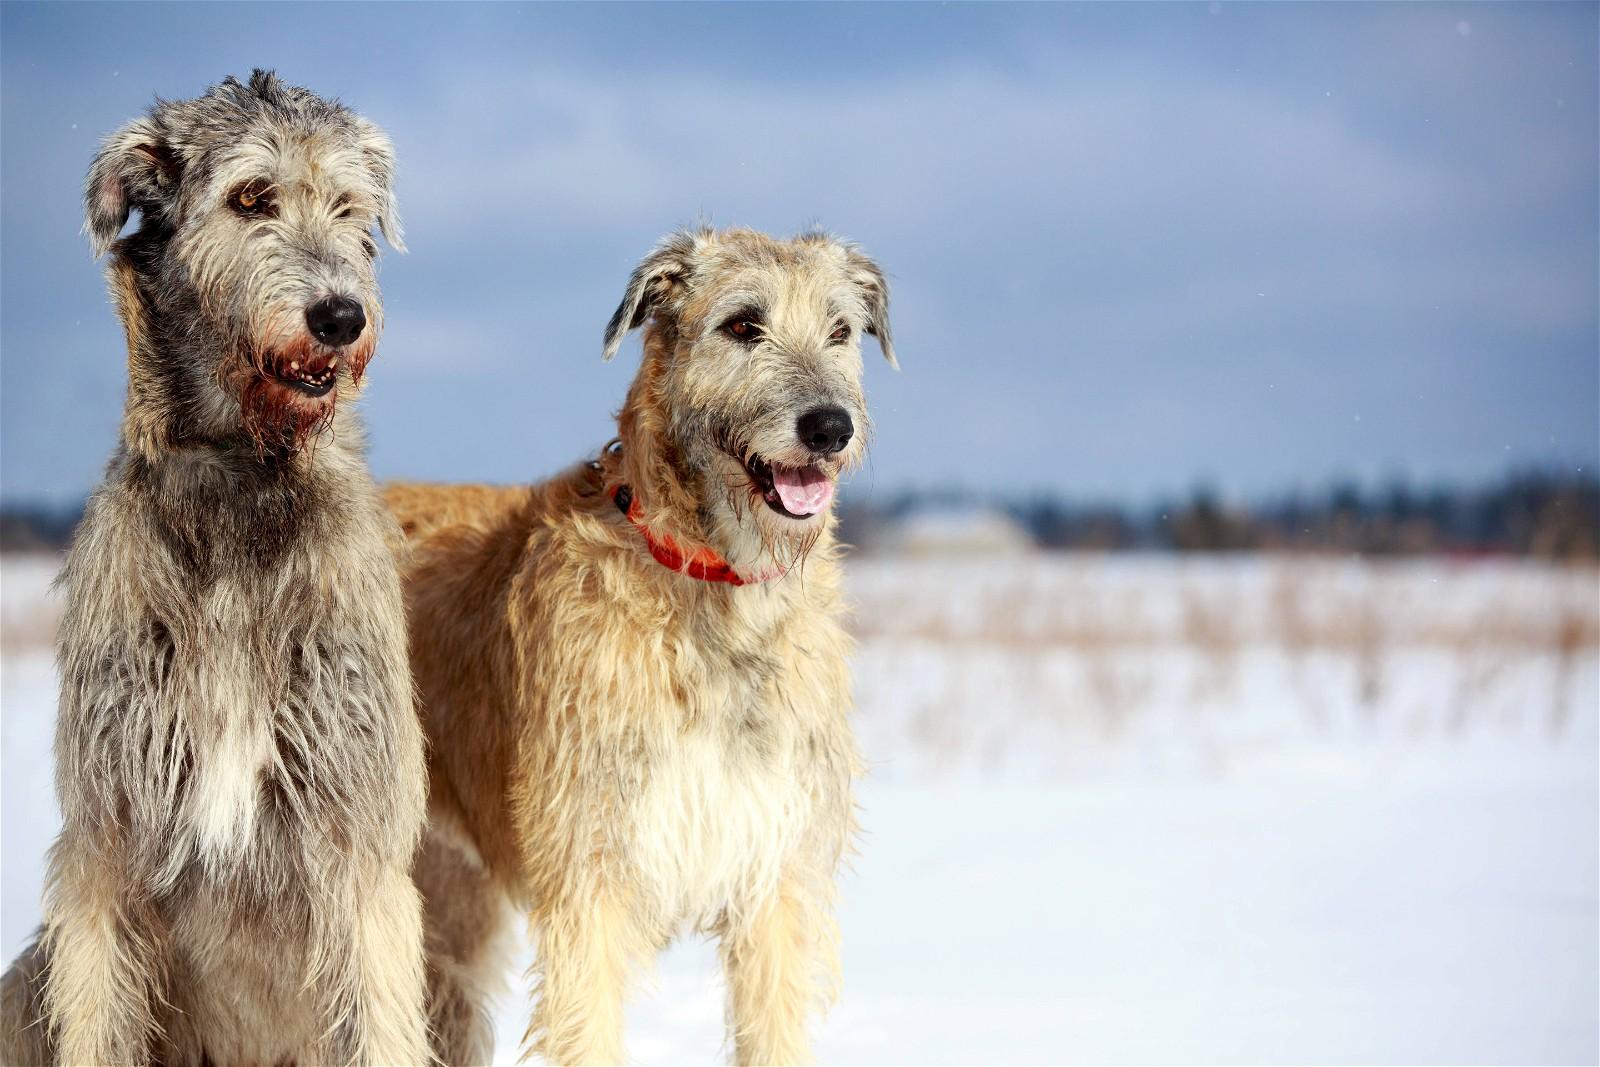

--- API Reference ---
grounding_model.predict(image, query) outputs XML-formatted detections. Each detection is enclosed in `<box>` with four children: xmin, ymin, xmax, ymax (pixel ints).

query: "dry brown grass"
<box><xmin>847</xmin><ymin>556</ymin><xmax>1600</xmax><ymax>748</ymax></box>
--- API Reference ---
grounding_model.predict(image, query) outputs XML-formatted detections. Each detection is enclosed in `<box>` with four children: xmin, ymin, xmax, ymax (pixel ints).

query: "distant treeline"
<box><xmin>0</xmin><ymin>503</ymin><xmax>85</xmax><ymax>554</ymax></box>
<box><xmin>3</xmin><ymin>468</ymin><xmax>1597</xmax><ymax>559</ymax></box>
<box><xmin>839</xmin><ymin>468</ymin><xmax>1600</xmax><ymax>560</ymax></box>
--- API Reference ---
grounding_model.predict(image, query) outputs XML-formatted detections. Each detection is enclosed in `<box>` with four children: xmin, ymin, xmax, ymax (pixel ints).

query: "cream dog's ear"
<box><xmin>845</xmin><ymin>246</ymin><xmax>896</xmax><ymax>368</ymax></box>
<box><xmin>601</xmin><ymin>229</ymin><xmax>708</xmax><ymax>361</ymax></box>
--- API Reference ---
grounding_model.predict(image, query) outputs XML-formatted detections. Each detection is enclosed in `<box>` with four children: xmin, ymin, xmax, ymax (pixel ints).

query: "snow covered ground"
<box><xmin>3</xmin><ymin>552</ymin><xmax>1596</xmax><ymax>1064</ymax></box>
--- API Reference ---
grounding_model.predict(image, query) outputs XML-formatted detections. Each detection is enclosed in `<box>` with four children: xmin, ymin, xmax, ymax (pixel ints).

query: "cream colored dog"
<box><xmin>386</xmin><ymin>227</ymin><xmax>894</xmax><ymax>1065</ymax></box>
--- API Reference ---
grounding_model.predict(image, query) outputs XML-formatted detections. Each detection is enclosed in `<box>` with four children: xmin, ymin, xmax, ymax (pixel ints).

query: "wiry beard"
<box><xmin>224</xmin><ymin>327</ymin><xmax>376</xmax><ymax>456</ymax></box>
<box><xmin>715</xmin><ymin>467</ymin><xmax>826</xmax><ymax>573</ymax></box>
<box><xmin>235</xmin><ymin>370</ymin><xmax>337</xmax><ymax>456</ymax></box>
<box><xmin>705</xmin><ymin>422</ymin><xmax>828</xmax><ymax>573</ymax></box>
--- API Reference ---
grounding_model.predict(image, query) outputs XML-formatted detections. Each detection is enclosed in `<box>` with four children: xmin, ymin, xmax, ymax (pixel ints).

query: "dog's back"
<box><xmin>385</xmin><ymin>481</ymin><xmax>533</xmax><ymax>543</ymax></box>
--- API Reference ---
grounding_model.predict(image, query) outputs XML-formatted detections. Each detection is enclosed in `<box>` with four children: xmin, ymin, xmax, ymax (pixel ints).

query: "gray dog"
<box><xmin>0</xmin><ymin>71</ymin><xmax>428</xmax><ymax>1067</ymax></box>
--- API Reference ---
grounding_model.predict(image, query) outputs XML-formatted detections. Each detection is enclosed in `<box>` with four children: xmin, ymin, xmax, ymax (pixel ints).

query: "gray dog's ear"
<box><xmin>602</xmin><ymin>231</ymin><xmax>702</xmax><ymax>361</ymax></box>
<box><xmin>846</xmin><ymin>248</ymin><xmax>896</xmax><ymax>368</ymax></box>
<box><xmin>354</xmin><ymin>119</ymin><xmax>405</xmax><ymax>253</ymax></box>
<box><xmin>84</xmin><ymin>115</ymin><xmax>182</xmax><ymax>257</ymax></box>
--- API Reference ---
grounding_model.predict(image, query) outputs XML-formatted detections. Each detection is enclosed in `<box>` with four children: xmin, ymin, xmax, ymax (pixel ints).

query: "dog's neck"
<box><xmin>614</xmin><ymin>391</ymin><xmax>715</xmax><ymax>547</ymax></box>
<box><xmin>610</xmin><ymin>484</ymin><xmax>753</xmax><ymax>585</ymax></box>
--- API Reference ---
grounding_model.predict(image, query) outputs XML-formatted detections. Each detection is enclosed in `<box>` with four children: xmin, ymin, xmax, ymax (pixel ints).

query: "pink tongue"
<box><xmin>772</xmin><ymin>464</ymin><xmax>834</xmax><ymax>516</ymax></box>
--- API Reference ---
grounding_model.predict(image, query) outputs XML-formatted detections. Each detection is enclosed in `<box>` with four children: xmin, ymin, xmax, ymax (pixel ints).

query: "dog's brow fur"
<box><xmin>387</xmin><ymin>227</ymin><xmax>893</xmax><ymax>1065</ymax></box>
<box><xmin>0</xmin><ymin>70</ymin><xmax>428</xmax><ymax>1067</ymax></box>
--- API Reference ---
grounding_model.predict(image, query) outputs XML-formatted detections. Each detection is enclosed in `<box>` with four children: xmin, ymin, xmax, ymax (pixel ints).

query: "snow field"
<box><xmin>2</xmin><ymin>553</ymin><xmax>1595</xmax><ymax>1063</ymax></box>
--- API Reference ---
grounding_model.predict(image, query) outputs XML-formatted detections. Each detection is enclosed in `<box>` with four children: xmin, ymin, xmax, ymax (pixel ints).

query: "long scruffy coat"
<box><xmin>389</xmin><ymin>452</ymin><xmax>861</xmax><ymax>1066</ymax></box>
<box><xmin>1</xmin><ymin>406</ymin><xmax>429</xmax><ymax>1067</ymax></box>
<box><xmin>75</xmin><ymin>434</ymin><xmax>423</xmax><ymax>1061</ymax></box>
<box><xmin>1</xmin><ymin>69</ymin><xmax>428</xmax><ymax>1066</ymax></box>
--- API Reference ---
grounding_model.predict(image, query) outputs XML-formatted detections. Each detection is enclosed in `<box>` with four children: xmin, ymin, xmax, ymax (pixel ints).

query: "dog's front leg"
<box><xmin>527</xmin><ymin>892</ymin><xmax>641</xmax><ymax>1066</ymax></box>
<box><xmin>721</xmin><ymin>882</ymin><xmax>839</xmax><ymax>1066</ymax></box>
<box><xmin>344</xmin><ymin>865</ymin><xmax>430</xmax><ymax>1067</ymax></box>
<box><xmin>39</xmin><ymin>838</ymin><xmax>165</xmax><ymax>1067</ymax></box>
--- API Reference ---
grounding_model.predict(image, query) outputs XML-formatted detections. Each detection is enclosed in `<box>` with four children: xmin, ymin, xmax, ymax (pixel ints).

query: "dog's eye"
<box><xmin>229</xmin><ymin>182</ymin><xmax>277</xmax><ymax>219</ymax></box>
<box><xmin>829</xmin><ymin>322</ymin><xmax>851</xmax><ymax>344</ymax></box>
<box><xmin>721</xmin><ymin>315</ymin><xmax>762</xmax><ymax>342</ymax></box>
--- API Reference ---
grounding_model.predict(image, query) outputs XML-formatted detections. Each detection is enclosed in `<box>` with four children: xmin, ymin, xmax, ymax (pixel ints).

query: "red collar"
<box><xmin>612</xmin><ymin>484</ymin><xmax>750</xmax><ymax>586</ymax></box>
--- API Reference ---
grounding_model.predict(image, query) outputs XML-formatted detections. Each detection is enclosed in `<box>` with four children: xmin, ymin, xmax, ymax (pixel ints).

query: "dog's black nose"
<box><xmin>305</xmin><ymin>296</ymin><xmax>366</xmax><ymax>348</ymax></box>
<box><xmin>796</xmin><ymin>406</ymin><xmax>854</xmax><ymax>455</ymax></box>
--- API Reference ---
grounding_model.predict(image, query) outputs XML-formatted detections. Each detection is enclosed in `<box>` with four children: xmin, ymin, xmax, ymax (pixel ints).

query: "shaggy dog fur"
<box><xmin>387</xmin><ymin>227</ymin><xmax>895</xmax><ymax>1066</ymax></box>
<box><xmin>0</xmin><ymin>72</ymin><xmax>428</xmax><ymax>1067</ymax></box>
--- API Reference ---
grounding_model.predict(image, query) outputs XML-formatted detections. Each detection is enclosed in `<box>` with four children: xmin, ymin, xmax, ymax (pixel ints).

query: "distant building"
<box><xmin>881</xmin><ymin>507</ymin><xmax>1036</xmax><ymax>557</ymax></box>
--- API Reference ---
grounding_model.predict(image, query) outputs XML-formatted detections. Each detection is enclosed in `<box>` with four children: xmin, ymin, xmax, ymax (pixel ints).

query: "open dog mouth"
<box><xmin>742</xmin><ymin>453</ymin><xmax>836</xmax><ymax>519</ymax></box>
<box><xmin>265</xmin><ymin>352</ymin><xmax>340</xmax><ymax>398</ymax></box>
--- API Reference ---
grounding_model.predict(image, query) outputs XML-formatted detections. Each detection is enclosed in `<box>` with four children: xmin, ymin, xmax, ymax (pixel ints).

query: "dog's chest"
<box><xmin>624</xmin><ymin>716</ymin><xmax>812</xmax><ymax>928</ymax></box>
<box><xmin>168</xmin><ymin>576</ymin><xmax>391</xmax><ymax>875</ymax></box>
<box><xmin>185</xmin><ymin>699</ymin><xmax>273</xmax><ymax>869</ymax></box>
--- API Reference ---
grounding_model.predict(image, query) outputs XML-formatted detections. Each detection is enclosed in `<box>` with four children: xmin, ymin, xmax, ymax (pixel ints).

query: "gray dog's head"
<box><xmin>605</xmin><ymin>227</ymin><xmax>894</xmax><ymax>573</ymax></box>
<box><xmin>86</xmin><ymin>70</ymin><xmax>402</xmax><ymax>451</ymax></box>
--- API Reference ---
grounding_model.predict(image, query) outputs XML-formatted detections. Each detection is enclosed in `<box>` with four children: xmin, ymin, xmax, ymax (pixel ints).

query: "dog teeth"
<box><xmin>290</xmin><ymin>360</ymin><xmax>300</xmax><ymax>371</ymax></box>
<box><xmin>327</xmin><ymin>358</ymin><xmax>338</xmax><ymax>369</ymax></box>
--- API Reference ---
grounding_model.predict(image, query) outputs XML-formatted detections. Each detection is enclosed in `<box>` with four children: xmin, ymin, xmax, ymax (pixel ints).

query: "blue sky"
<box><xmin>2</xmin><ymin>2</ymin><xmax>1596</xmax><ymax>506</ymax></box>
